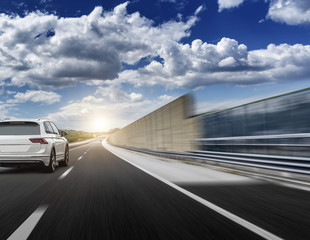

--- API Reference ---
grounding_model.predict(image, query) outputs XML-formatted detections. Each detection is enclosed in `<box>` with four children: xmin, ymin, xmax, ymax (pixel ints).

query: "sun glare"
<box><xmin>93</xmin><ymin>118</ymin><xmax>105</xmax><ymax>132</ymax></box>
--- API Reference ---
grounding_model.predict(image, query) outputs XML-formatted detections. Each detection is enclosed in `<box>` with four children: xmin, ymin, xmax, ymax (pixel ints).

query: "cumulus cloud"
<box><xmin>159</xmin><ymin>95</ymin><xmax>174</xmax><ymax>102</ymax></box>
<box><xmin>1</xmin><ymin>2</ymin><xmax>309</xmax><ymax>93</ymax></box>
<box><xmin>0</xmin><ymin>2</ymin><xmax>198</xmax><ymax>88</ymax></box>
<box><xmin>95</xmin><ymin>85</ymin><xmax>144</xmax><ymax>103</ymax></box>
<box><xmin>81</xmin><ymin>95</ymin><xmax>104</xmax><ymax>103</ymax></box>
<box><xmin>218</xmin><ymin>0</ymin><xmax>245</xmax><ymax>12</ymax></box>
<box><xmin>117</xmin><ymin>37</ymin><xmax>310</xmax><ymax>89</ymax></box>
<box><xmin>267</xmin><ymin>0</ymin><xmax>310</xmax><ymax>25</ymax></box>
<box><xmin>0</xmin><ymin>102</ymin><xmax>16</xmax><ymax>119</ymax></box>
<box><xmin>218</xmin><ymin>0</ymin><xmax>310</xmax><ymax>25</ymax></box>
<box><xmin>7</xmin><ymin>90</ymin><xmax>61</xmax><ymax>104</ymax></box>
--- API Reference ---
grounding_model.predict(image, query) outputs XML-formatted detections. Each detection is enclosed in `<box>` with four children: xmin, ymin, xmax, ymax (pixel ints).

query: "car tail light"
<box><xmin>29</xmin><ymin>138</ymin><xmax>48</xmax><ymax>144</ymax></box>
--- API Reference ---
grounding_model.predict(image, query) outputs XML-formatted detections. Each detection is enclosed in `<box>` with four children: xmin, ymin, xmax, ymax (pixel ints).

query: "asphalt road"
<box><xmin>0</xmin><ymin>141</ymin><xmax>309</xmax><ymax>240</ymax></box>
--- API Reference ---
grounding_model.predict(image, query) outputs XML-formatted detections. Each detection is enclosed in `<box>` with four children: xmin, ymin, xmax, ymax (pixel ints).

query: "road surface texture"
<box><xmin>0</xmin><ymin>140</ymin><xmax>309</xmax><ymax>240</ymax></box>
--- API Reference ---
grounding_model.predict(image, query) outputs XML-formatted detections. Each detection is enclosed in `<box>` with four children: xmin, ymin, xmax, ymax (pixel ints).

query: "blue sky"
<box><xmin>0</xmin><ymin>0</ymin><xmax>310</xmax><ymax>131</ymax></box>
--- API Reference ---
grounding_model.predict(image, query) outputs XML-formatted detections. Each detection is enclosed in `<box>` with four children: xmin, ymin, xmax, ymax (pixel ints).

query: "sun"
<box><xmin>93</xmin><ymin>118</ymin><xmax>105</xmax><ymax>132</ymax></box>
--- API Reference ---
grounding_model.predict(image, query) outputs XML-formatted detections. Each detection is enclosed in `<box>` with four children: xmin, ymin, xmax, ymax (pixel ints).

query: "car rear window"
<box><xmin>0</xmin><ymin>122</ymin><xmax>41</xmax><ymax>135</ymax></box>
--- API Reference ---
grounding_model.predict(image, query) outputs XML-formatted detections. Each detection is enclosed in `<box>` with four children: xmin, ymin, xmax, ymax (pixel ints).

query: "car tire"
<box><xmin>45</xmin><ymin>148</ymin><xmax>56</xmax><ymax>173</ymax></box>
<box><xmin>59</xmin><ymin>145</ymin><xmax>69</xmax><ymax>167</ymax></box>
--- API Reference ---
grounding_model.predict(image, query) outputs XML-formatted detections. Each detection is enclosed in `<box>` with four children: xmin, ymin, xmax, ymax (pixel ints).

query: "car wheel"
<box><xmin>59</xmin><ymin>145</ymin><xmax>69</xmax><ymax>167</ymax></box>
<box><xmin>45</xmin><ymin>148</ymin><xmax>56</xmax><ymax>173</ymax></box>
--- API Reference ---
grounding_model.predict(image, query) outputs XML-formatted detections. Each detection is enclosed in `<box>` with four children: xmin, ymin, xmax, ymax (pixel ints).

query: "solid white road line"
<box><xmin>8</xmin><ymin>205</ymin><xmax>48</xmax><ymax>240</ymax></box>
<box><xmin>77</xmin><ymin>156</ymin><xmax>83</xmax><ymax>161</ymax></box>
<box><xmin>58</xmin><ymin>166</ymin><xmax>74</xmax><ymax>180</ymax></box>
<box><xmin>84</xmin><ymin>152</ymin><xmax>87</xmax><ymax>155</ymax></box>
<box><xmin>103</xmin><ymin>142</ymin><xmax>283</xmax><ymax>240</ymax></box>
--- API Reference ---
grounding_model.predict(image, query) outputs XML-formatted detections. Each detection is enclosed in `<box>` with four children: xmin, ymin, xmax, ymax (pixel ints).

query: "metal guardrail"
<box><xmin>195</xmin><ymin>133</ymin><xmax>310</xmax><ymax>141</ymax></box>
<box><xmin>184</xmin><ymin>134</ymin><xmax>310</xmax><ymax>175</ymax></box>
<box><xmin>188</xmin><ymin>150</ymin><xmax>310</xmax><ymax>175</ymax></box>
<box><xmin>113</xmin><ymin>144</ymin><xmax>310</xmax><ymax>175</ymax></box>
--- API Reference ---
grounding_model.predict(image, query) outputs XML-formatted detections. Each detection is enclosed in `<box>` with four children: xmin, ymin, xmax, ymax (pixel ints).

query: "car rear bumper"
<box><xmin>0</xmin><ymin>155</ymin><xmax>50</xmax><ymax>167</ymax></box>
<box><xmin>0</xmin><ymin>160</ymin><xmax>45</xmax><ymax>167</ymax></box>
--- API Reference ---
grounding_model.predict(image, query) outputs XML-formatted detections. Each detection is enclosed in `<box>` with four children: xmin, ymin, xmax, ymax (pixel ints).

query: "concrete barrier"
<box><xmin>108</xmin><ymin>95</ymin><xmax>200</xmax><ymax>152</ymax></box>
<box><xmin>108</xmin><ymin>89</ymin><xmax>310</xmax><ymax>181</ymax></box>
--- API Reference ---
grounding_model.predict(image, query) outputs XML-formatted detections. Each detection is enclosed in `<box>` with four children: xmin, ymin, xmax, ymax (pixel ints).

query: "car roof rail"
<box><xmin>37</xmin><ymin>117</ymin><xmax>50</xmax><ymax>121</ymax></box>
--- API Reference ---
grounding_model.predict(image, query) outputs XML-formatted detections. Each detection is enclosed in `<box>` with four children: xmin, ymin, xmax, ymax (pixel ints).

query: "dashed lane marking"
<box><xmin>8</xmin><ymin>205</ymin><xmax>48</xmax><ymax>240</ymax></box>
<box><xmin>58</xmin><ymin>166</ymin><xmax>74</xmax><ymax>180</ymax></box>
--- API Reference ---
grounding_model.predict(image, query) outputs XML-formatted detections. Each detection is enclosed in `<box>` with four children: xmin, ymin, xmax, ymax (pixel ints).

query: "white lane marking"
<box><xmin>77</xmin><ymin>156</ymin><xmax>83</xmax><ymax>161</ymax></box>
<box><xmin>58</xmin><ymin>166</ymin><xmax>74</xmax><ymax>180</ymax></box>
<box><xmin>84</xmin><ymin>152</ymin><xmax>87</xmax><ymax>155</ymax></box>
<box><xmin>245</xmin><ymin>172</ymin><xmax>310</xmax><ymax>192</ymax></box>
<box><xmin>103</xmin><ymin>142</ymin><xmax>283</xmax><ymax>240</ymax></box>
<box><xmin>8</xmin><ymin>205</ymin><xmax>48</xmax><ymax>240</ymax></box>
<box><xmin>278</xmin><ymin>182</ymin><xmax>310</xmax><ymax>192</ymax></box>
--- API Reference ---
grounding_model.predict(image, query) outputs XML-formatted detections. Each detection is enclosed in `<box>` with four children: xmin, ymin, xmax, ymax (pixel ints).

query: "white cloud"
<box><xmin>267</xmin><ymin>0</ymin><xmax>310</xmax><ymax>25</ymax></box>
<box><xmin>117</xmin><ymin>37</ymin><xmax>310</xmax><ymax>89</ymax></box>
<box><xmin>1</xmin><ymin>2</ymin><xmax>309</xmax><ymax>93</ymax></box>
<box><xmin>218</xmin><ymin>0</ymin><xmax>245</xmax><ymax>12</ymax></box>
<box><xmin>0</xmin><ymin>2</ymin><xmax>198</xmax><ymax>89</ymax></box>
<box><xmin>218</xmin><ymin>56</ymin><xmax>237</xmax><ymax>67</ymax></box>
<box><xmin>159</xmin><ymin>94</ymin><xmax>174</xmax><ymax>102</ymax></box>
<box><xmin>159</xmin><ymin>0</ymin><xmax>188</xmax><ymax>10</ymax></box>
<box><xmin>129</xmin><ymin>92</ymin><xmax>144</xmax><ymax>102</ymax></box>
<box><xmin>47</xmin><ymin>93</ymin><xmax>173</xmax><ymax>131</ymax></box>
<box><xmin>194</xmin><ymin>5</ymin><xmax>205</xmax><ymax>15</ymax></box>
<box><xmin>81</xmin><ymin>95</ymin><xmax>104</xmax><ymax>103</ymax></box>
<box><xmin>95</xmin><ymin>85</ymin><xmax>144</xmax><ymax>103</ymax></box>
<box><xmin>7</xmin><ymin>90</ymin><xmax>61</xmax><ymax>104</ymax></box>
<box><xmin>218</xmin><ymin>0</ymin><xmax>310</xmax><ymax>25</ymax></box>
<box><xmin>0</xmin><ymin>102</ymin><xmax>16</xmax><ymax>119</ymax></box>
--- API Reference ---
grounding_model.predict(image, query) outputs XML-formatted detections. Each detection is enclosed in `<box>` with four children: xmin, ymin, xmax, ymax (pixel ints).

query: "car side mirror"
<box><xmin>60</xmin><ymin>130</ymin><xmax>68</xmax><ymax>137</ymax></box>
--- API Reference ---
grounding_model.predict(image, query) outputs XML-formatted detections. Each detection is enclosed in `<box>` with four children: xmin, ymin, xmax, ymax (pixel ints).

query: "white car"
<box><xmin>0</xmin><ymin>118</ymin><xmax>69</xmax><ymax>173</ymax></box>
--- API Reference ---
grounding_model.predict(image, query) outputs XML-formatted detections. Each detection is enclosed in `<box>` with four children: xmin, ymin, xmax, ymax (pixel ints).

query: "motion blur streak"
<box><xmin>8</xmin><ymin>205</ymin><xmax>48</xmax><ymax>240</ymax></box>
<box><xmin>109</xmin><ymin>88</ymin><xmax>310</xmax><ymax>175</ymax></box>
<box><xmin>0</xmin><ymin>141</ymin><xmax>309</xmax><ymax>239</ymax></box>
<box><xmin>103</xmin><ymin>140</ymin><xmax>283</xmax><ymax>240</ymax></box>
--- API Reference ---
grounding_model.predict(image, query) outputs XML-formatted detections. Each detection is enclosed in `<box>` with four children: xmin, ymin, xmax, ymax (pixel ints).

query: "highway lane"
<box><xmin>182</xmin><ymin>182</ymin><xmax>310</xmax><ymax>240</ymax></box>
<box><xmin>104</xmin><ymin>142</ymin><xmax>310</xmax><ymax>240</ymax></box>
<box><xmin>30</xmin><ymin>141</ymin><xmax>264</xmax><ymax>239</ymax></box>
<box><xmin>1</xmin><ymin>141</ymin><xmax>262</xmax><ymax>240</ymax></box>
<box><xmin>0</xmin><ymin>142</ymin><xmax>93</xmax><ymax>239</ymax></box>
<box><xmin>0</xmin><ymin>140</ymin><xmax>309</xmax><ymax>239</ymax></box>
